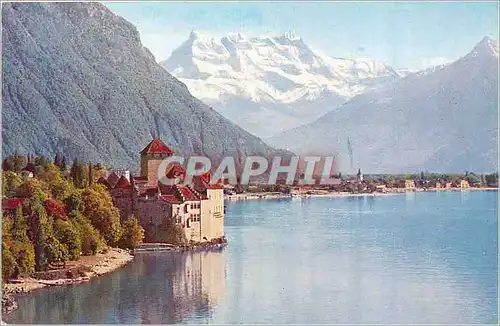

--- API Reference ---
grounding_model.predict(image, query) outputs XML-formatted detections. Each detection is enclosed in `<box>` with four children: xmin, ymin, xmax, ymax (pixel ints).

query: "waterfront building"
<box><xmin>405</xmin><ymin>179</ymin><xmax>416</xmax><ymax>191</ymax></box>
<box><xmin>98</xmin><ymin>138</ymin><xmax>224</xmax><ymax>243</ymax></box>
<box><xmin>460</xmin><ymin>179</ymin><xmax>470</xmax><ymax>189</ymax></box>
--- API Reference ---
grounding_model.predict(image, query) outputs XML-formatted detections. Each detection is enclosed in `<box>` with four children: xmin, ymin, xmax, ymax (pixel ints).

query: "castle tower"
<box><xmin>140</xmin><ymin>138</ymin><xmax>174</xmax><ymax>186</ymax></box>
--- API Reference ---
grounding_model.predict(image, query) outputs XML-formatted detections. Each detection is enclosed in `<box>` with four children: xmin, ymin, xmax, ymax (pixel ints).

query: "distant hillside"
<box><xmin>2</xmin><ymin>2</ymin><xmax>288</xmax><ymax>171</ymax></box>
<box><xmin>268</xmin><ymin>37</ymin><xmax>499</xmax><ymax>173</ymax></box>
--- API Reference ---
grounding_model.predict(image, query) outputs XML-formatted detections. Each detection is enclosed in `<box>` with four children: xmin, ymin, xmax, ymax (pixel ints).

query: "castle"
<box><xmin>97</xmin><ymin>138</ymin><xmax>224</xmax><ymax>243</ymax></box>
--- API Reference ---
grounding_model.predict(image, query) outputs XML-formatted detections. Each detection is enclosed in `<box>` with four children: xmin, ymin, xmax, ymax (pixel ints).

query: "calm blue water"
<box><xmin>5</xmin><ymin>191</ymin><xmax>498</xmax><ymax>324</ymax></box>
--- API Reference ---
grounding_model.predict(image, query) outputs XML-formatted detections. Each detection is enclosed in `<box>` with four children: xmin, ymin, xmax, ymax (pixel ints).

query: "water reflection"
<box><xmin>6</xmin><ymin>192</ymin><xmax>498</xmax><ymax>324</ymax></box>
<box><xmin>6</xmin><ymin>250</ymin><xmax>226</xmax><ymax>324</ymax></box>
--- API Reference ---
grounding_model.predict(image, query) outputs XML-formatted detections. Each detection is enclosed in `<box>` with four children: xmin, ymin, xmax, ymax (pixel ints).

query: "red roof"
<box><xmin>97</xmin><ymin>176</ymin><xmax>111</xmax><ymax>189</ymax></box>
<box><xmin>165</xmin><ymin>163</ymin><xmax>186</xmax><ymax>181</ymax></box>
<box><xmin>107</xmin><ymin>172</ymin><xmax>120</xmax><ymax>188</ymax></box>
<box><xmin>114</xmin><ymin>175</ymin><xmax>132</xmax><ymax>188</ymax></box>
<box><xmin>2</xmin><ymin>198</ymin><xmax>26</xmax><ymax>211</ymax></box>
<box><xmin>132</xmin><ymin>176</ymin><xmax>148</xmax><ymax>182</ymax></box>
<box><xmin>160</xmin><ymin>195</ymin><xmax>182</xmax><ymax>204</ymax></box>
<box><xmin>141</xmin><ymin>138</ymin><xmax>174</xmax><ymax>155</ymax></box>
<box><xmin>138</xmin><ymin>186</ymin><xmax>159</xmax><ymax>197</ymax></box>
<box><xmin>178</xmin><ymin>185</ymin><xmax>200</xmax><ymax>201</ymax></box>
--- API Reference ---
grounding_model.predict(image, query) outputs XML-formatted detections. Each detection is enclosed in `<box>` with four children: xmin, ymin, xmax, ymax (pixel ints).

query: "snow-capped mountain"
<box><xmin>162</xmin><ymin>31</ymin><xmax>402</xmax><ymax>137</ymax></box>
<box><xmin>268</xmin><ymin>37</ymin><xmax>499</xmax><ymax>173</ymax></box>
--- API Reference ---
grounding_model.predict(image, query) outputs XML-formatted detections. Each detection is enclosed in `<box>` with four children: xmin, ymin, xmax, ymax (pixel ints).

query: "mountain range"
<box><xmin>268</xmin><ymin>37</ymin><xmax>499</xmax><ymax>173</ymax></box>
<box><xmin>2</xmin><ymin>2</ymin><xmax>287</xmax><ymax>171</ymax></box>
<box><xmin>162</xmin><ymin>31</ymin><xmax>402</xmax><ymax>137</ymax></box>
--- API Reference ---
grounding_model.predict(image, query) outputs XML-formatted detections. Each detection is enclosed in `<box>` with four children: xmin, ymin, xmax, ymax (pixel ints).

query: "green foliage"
<box><xmin>485</xmin><ymin>172</ymin><xmax>498</xmax><ymax>187</ymax></box>
<box><xmin>81</xmin><ymin>185</ymin><xmax>122</xmax><ymax>246</ymax></box>
<box><xmin>12</xmin><ymin>206</ymin><xmax>30</xmax><ymax>243</ymax></box>
<box><xmin>155</xmin><ymin>218</ymin><xmax>186</xmax><ymax>245</ymax></box>
<box><xmin>3</xmin><ymin>211</ymin><xmax>35</xmax><ymax>278</ymax></box>
<box><xmin>3</xmin><ymin>171</ymin><xmax>23</xmax><ymax>197</ymax></box>
<box><xmin>34</xmin><ymin>156</ymin><xmax>51</xmax><ymax>170</ymax></box>
<box><xmin>88</xmin><ymin>162</ymin><xmax>93</xmax><ymax>186</ymax></box>
<box><xmin>39</xmin><ymin>164</ymin><xmax>74</xmax><ymax>202</ymax></box>
<box><xmin>10</xmin><ymin>241</ymin><xmax>36</xmax><ymax>276</ymax></box>
<box><xmin>466</xmin><ymin>173</ymin><xmax>481</xmax><ymax>186</ymax></box>
<box><xmin>24</xmin><ymin>194</ymin><xmax>50</xmax><ymax>271</ymax></box>
<box><xmin>2</xmin><ymin>249</ymin><xmax>17</xmax><ymax>281</ymax></box>
<box><xmin>119</xmin><ymin>216</ymin><xmax>145</xmax><ymax>249</ymax></box>
<box><xmin>2</xmin><ymin>155</ymin><xmax>121</xmax><ymax>279</ymax></box>
<box><xmin>70</xmin><ymin>159</ymin><xmax>88</xmax><ymax>189</ymax></box>
<box><xmin>64</xmin><ymin>191</ymin><xmax>83</xmax><ymax>213</ymax></box>
<box><xmin>17</xmin><ymin>178</ymin><xmax>49</xmax><ymax>201</ymax></box>
<box><xmin>54</xmin><ymin>219</ymin><xmax>81</xmax><ymax>260</ymax></box>
<box><xmin>44</xmin><ymin>236</ymin><xmax>69</xmax><ymax>265</ymax></box>
<box><xmin>71</xmin><ymin>212</ymin><xmax>104</xmax><ymax>255</ymax></box>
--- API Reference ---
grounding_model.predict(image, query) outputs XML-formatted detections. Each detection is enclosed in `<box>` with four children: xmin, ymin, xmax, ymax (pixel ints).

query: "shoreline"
<box><xmin>2</xmin><ymin>248</ymin><xmax>133</xmax><ymax>317</ymax></box>
<box><xmin>133</xmin><ymin>237</ymin><xmax>228</xmax><ymax>254</ymax></box>
<box><xmin>225</xmin><ymin>187</ymin><xmax>498</xmax><ymax>201</ymax></box>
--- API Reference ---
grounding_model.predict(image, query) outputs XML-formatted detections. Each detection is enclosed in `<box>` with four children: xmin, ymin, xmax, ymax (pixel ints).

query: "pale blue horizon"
<box><xmin>104</xmin><ymin>1</ymin><xmax>499</xmax><ymax>70</ymax></box>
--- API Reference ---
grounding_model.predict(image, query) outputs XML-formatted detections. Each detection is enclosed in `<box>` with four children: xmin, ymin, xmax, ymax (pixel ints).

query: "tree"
<box><xmin>466</xmin><ymin>173</ymin><xmax>481</xmax><ymax>186</ymax></box>
<box><xmin>155</xmin><ymin>218</ymin><xmax>186</xmax><ymax>245</ymax></box>
<box><xmin>44</xmin><ymin>236</ymin><xmax>69</xmax><ymax>265</ymax></box>
<box><xmin>2</xmin><ymin>216</ymin><xmax>14</xmax><ymax>281</ymax></box>
<box><xmin>71</xmin><ymin>212</ymin><xmax>103</xmax><ymax>255</ymax></box>
<box><xmin>17</xmin><ymin>178</ymin><xmax>49</xmax><ymax>200</ymax></box>
<box><xmin>88</xmin><ymin>162</ymin><xmax>94</xmax><ymax>186</ymax></box>
<box><xmin>60</xmin><ymin>156</ymin><xmax>67</xmax><ymax>172</ymax></box>
<box><xmin>93</xmin><ymin>164</ymin><xmax>107</xmax><ymax>181</ymax></box>
<box><xmin>3</xmin><ymin>171</ymin><xmax>23</xmax><ymax>197</ymax></box>
<box><xmin>119</xmin><ymin>216</ymin><xmax>145</xmax><ymax>249</ymax></box>
<box><xmin>54</xmin><ymin>219</ymin><xmax>81</xmax><ymax>260</ymax></box>
<box><xmin>54</xmin><ymin>153</ymin><xmax>62</xmax><ymax>168</ymax></box>
<box><xmin>10</xmin><ymin>241</ymin><xmax>36</xmax><ymax>277</ymax></box>
<box><xmin>24</xmin><ymin>194</ymin><xmax>50</xmax><ymax>272</ymax></box>
<box><xmin>64</xmin><ymin>191</ymin><xmax>83</xmax><ymax>213</ymax></box>
<box><xmin>34</xmin><ymin>156</ymin><xmax>51</xmax><ymax>170</ymax></box>
<box><xmin>39</xmin><ymin>164</ymin><xmax>73</xmax><ymax>202</ymax></box>
<box><xmin>2</xmin><ymin>248</ymin><xmax>17</xmax><ymax>281</ymax></box>
<box><xmin>485</xmin><ymin>172</ymin><xmax>498</xmax><ymax>187</ymax></box>
<box><xmin>13</xmin><ymin>154</ymin><xmax>28</xmax><ymax>173</ymax></box>
<box><xmin>70</xmin><ymin>159</ymin><xmax>86</xmax><ymax>188</ymax></box>
<box><xmin>12</xmin><ymin>206</ymin><xmax>29</xmax><ymax>242</ymax></box>
<box><xmin>81</xmin><ymin>185</ymin><xmax>122</xmax><ymax>246</ymax></box>
<box><xmin>3</xmin><ymin>157</ymin><xmax>14</xmax><ymax>171</ymax></box>
<box><xmin>6</xmin><ymin>207</ymin><xmax>36</xmax><ymax>278</ymax></box>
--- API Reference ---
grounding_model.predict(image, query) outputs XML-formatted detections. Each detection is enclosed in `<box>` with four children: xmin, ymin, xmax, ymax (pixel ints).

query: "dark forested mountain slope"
<box><xmin>2</xmin><ymin>2</ymin><xmax>286</xmax><ymax>170</ymax></box>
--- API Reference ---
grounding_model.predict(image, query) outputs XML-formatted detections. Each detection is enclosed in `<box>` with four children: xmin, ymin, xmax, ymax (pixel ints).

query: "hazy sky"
<box><xmin>104</xmin><ymin>1</ymin><xmax>499</xmax><ymax>70</ymax></box>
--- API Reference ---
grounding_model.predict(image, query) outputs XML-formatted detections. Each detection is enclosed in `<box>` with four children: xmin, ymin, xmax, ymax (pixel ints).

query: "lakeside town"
<box><xmin>223</xmin><ymin>169</ymin><xmax>499</xmax><ymax>200</ymax></box>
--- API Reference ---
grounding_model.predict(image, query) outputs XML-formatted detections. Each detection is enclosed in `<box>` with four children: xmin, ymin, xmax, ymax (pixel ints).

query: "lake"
<box><xmin>5</xmin><ymin>191</ymin><xmax>498</xmax><ymax>324</ymax></box>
